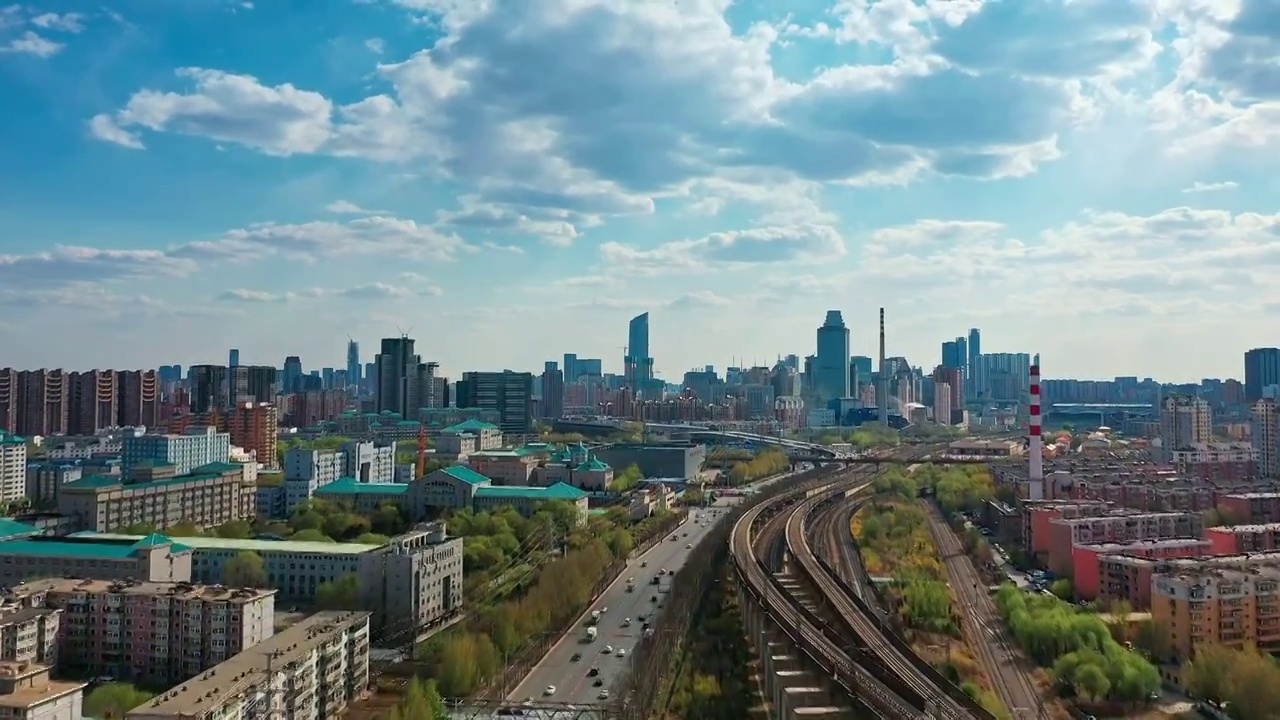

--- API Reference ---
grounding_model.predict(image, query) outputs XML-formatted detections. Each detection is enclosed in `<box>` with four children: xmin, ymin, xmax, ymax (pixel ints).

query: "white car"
<box><xmin>603</xmin><ymin>645</ymin><xmax>614</xmax><ymax>655</ymax></box>
<box><xmin>544</xmin><ymin>685</ymin><xmax>556</xmax><ymax>696</ymax></box>
<box><xmin>598</xmin><ymin>689</ymin><xmax>610</xmax><ymax>700</ymax></box>
<box><xmin>616</xmin><ymin>648</ymin><xmax>627</xmax><ymax>658</ymax></box>
<box><xmin>622</xmin><ymin>618</ymin><xmax>631</xmax><ymax>627</ymax></box>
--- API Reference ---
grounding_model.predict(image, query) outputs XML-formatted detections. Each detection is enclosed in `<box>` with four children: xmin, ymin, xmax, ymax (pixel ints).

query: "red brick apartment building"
<box><xmin>1206</xmin><ymin>523</ymin><xmax>1280</xmax><ymax>555</ymax></box>
<box><xmin>1074</xmin><ymin>538</ymin><xmax>1212</xmax><ymax>601</ymax></box>
<box><xmin>1047</xmin><ymin>511</ymin><xmax>1204</xmax><ymax>575</ymax></box>
<box><xmin>1218</xmin><ymin>492</ymin><xmax>1280</xmax><ymax>524</ymax></box>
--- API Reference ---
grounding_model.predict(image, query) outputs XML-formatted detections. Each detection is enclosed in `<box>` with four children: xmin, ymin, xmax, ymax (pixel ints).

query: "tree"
<box><xmin>85</xmin><ymin>683</ymin><xmax>154</xmax><ymax>719</ymax></box>
<box><xmin>317</xmin><ymin>573</ymin><xmax>362</xmax><ymax>610</ymax></box>
<box><xmin>608</xmin><ymin>463</ymin><xmax>644</xmax><ymax>493</ymax></box>
<box><xmin>224</xmin><ymin>551</ymin><xmax>268</xmax><ymax>588</ymax></box>
<box><xmin>164</xmin><ymin>521</ymin><xmax>202</xmax><ymax>537</ymax></box>
<box><xmin>291</xmin><ymin>528</ymin><xmax>334</xmax><ymax>543</ymax></box>
<box><xmin>214</xmin><ymin>519</ymin><xmax>254</xmax><ymax>539</ymax></box>
<box><xmin>1184</xmin><ymin>643</ymin><xmax>1238</xmax><ymax>706</ymax></box>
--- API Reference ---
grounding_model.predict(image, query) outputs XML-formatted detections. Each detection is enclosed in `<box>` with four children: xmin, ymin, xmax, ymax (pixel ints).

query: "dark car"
<box><xmin>593</xmin><ymin>678</ymin><xmax>604</xmax><ymax>687</ymax></box>
<box><xmin>571</xmin><ymin>652</ymin><xmax>582</xmax><ymax>662</ymax></box>
<box><xmin>588</xmin><ymin>667</ymin><xmax>599</xmax><ymax>677</ymax></box>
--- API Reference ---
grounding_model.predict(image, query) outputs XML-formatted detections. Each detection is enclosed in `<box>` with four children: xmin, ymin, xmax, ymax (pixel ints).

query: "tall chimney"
<box><xmin>1029</xmin><ymin>363</ymin><xmax>1043</xmax><ymax>484</ymax></box>
<box><xmin>878</xmin><ymin>308</ymin><xmax>888</xmax><ymax>427</ymax></box>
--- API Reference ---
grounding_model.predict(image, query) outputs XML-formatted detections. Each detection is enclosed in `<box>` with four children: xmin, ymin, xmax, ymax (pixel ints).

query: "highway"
<box><xmin>506</xmin><ymin>497</ymin><xmax>740</xmax><ymax>705</ymax></box>
<box><xmin>921</xmin><ymin>500</ymin><xmax>1045</xmax><ymax>719</ymax></box>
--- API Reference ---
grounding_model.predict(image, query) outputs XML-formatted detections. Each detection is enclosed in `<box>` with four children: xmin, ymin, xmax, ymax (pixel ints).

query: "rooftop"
<box><xmin>0</xmin><ymin>535</ymin><xmax>191</xmax><ymax>560</ymax></box>
<box><xmin>0</xmin><ymin>431</ymin><xmax>24</xmax><ymax>445</ymax></box>
<box><xmin>475</xmin><ymin>482</ymin><xmax>586</xmax><ymax>501</ymax></box>
<box><xmin>0</xmin><ymin>519</ymin><xmax>41</xmax><ymax>539</ymax></box>
<box><xmin>63</xmin><ymin>463</ymin><xmax>245</xmax><ymax>493</ymax></box>
<box><xmin>130</xmin><ymin>611</ymin><xmax>369</xmax><ymax>718</ymax></box>
<box><xmin>1207</xmin><ymin>523</ymin><xmax>1280</xmax><ymax>533</ymax></box>
<box><xmin>69</xmin><ymin>532</ymin><xmax>381</xmax><ymax>555</ymax></box>
<box><xmin>16</xmin><ymin>577</ymin><xmax>275</xmax><ymax>602</ymax></box>
<box><xmin>315</xmin><ymin>478</ymin><xmax>409</xmax><ymax>496</ymax></box>
<box><xmin>440</xmin><ymin>464</ymin><xmax>491</xmax><ymax>485</ymax></box>
<box><xmin>0</xmin><ymin>663</ymin><xmax>83</xmax><ymax>710</ymax></box>
<box><xmin>442</xmin><ymin>419</ymin><xmax>500</xmax><ymax>433</ymax></box>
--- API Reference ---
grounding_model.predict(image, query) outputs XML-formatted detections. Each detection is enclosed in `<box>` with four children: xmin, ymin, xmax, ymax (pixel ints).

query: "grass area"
<box><xmin>853</xmin><ymin>496</ymin><xmax>1010</xmax><ymax>718</ymax></box>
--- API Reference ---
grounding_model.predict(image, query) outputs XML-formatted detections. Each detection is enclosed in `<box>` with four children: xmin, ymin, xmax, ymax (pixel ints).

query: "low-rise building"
<box><xmin>127</xmin><ymin>611</ymin><xmax>370</xmax><ymax>720</ymax></box>
<box><xmin>947</xmin><ymin>439</ymin><xmax>1024</xmax><ymax>458</ymax></box>
<box><xmin>1152</xmin><ymin>566</ymin><xmax>1280</xmax><ymax>663</ymax></box>
<box><xmin>537</xmin><ymin>443</ymin><xmax>614</xmax><ymax>490</ymax></box>
<box><xmin>283</xmin><ymin>447</ymin><xmax>345</xmax><ymax>512</ymax></box>
<box><xmin>5</xmin><ymin>578</ymin><xmax>275</xmax><ymax>686</ymax></box>
<box><xmin>57</xmin><ymin>462</ymin><xmax>256</xmax><ymax>533</ymax></box>
<box><xmin>1218</xmin><ymin>491</ymin><xmax>1280</xmax><ymax>524</ymax></box>
<box><xmin>0</xmin><ymin>661</ymin><xmax>84</xmax><ymax>720</ymax></box>
<box><xmin>466</xmin><ymin>448</ymin><xmax>540</xmax><ymax>485</ymax></box>
<box><xmin>1171</xmin><ymin>442</ymin><xmax>1259</xmax><ymax>481</ymax></box>
<box><xmin>1073</xmin><ymin>538</ymin><xmax>1211</xmax><ymax>601</ymax></box>
<box><xmin>1046</xmin><ymin>511</ymin><xmax>1203</xmax><ymax>575</ymax></box>
<box><xmin>0</xmin><ymin>534</ymin><xmax>193</xmax><ymax>585</ymax></box>
<box><xmin>0</xmin><ymin>607</ymin><xmax>59</xmax><ymax>665</ymax></box>
<box><xmin>593</xmin><ymin>443</ymin><xmax>705</xmax><ymax>481</ymax></box>
<box><xmin>437</xmin><ymin>420</ymin><xmax>503</xmax><ymax>453</ymax></box>
<box><xmin>340</xmin><ymin>440</ymin><xmax>397</xmax><ymax>484</ymax></box>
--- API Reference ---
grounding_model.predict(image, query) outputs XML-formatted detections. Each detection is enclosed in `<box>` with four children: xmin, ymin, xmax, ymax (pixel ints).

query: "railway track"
<box><xmin>732</xmin><ymin>455</ymin><xmax>1003</xmax><ymax>720</ymax></box>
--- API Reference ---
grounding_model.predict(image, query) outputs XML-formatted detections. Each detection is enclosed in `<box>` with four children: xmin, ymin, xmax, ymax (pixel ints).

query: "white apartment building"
<box><xmin>121</xmin><ymin>427</ymin><xmax>231</xmax><ymax>478</ymax></box>
<box><xmin>46</xmin><ymin>437</ymin><xmax>125</xmax><ymax>460</ymax></box>
<box><xmin>1158</xmin><ymin>396</ymin><xmax>1212</xmax><ymax>462</ymax></box>
<box><xmin>1252</xmin><ymin>399</ymin><xmax>1279</xmax><ymax>477</ymax></box>
<box><xmin>283</xmin><ymin>448</ymin><xmax>345</xmax><ymax>511</ymax></box>
<box><xmin>0</xmin><ymin>431</ymin><xmax>26</xmax><ymax>504</ymax></box>
<box><xmin>339</xmin><ymin>440</ymin><xmax>396</xmax><ymax>484</ymax></box>
<box><xmin>127</xmin><ymin>611</ymin><xmax>371</xmax><ymax>720</ymax></box>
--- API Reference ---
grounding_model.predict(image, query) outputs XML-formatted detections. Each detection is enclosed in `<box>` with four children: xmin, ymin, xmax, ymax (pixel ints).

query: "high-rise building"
<box><xmin>1251</xmin><ymin>399</ymin><xmax>1280</xmax><ymax>478</ymax></box>
<box><xmin>1245</xmin><ymin>348</ymin><xmax>1280</xmax><ymax>402</ymax></box>
<box><xmin>121</xmin><ymin>426</ymin><xmax>232</xmax><ymax>478</ymax></box>
<box><xmin>1158</xmin><ymin>396</ymin><xmax>1212</xmax><ymax>462</ymax></box>
<box><xmin>225</xmin><ymin>402</ymin><xmax>280</xmax><ymax>470</ymax></box>
<box><xmin>230</xmin><ymin>365</ymin><xmax>277</xmax><ymax>405</ymax></box>
<box><xmin>18</xmin><ymin>369</ymin><xmax>70</xmax><ymax>436</ymax></box>
<box><xmin>968</xmin><ymin>328</ymin><xmax>981</xmax><ymax>396</ymax></box>
<box><xmin>374</xmin><ymin>337</ymin><xmax>441</xmax><ymax>417</ymax></box>
<box><xmin>116</xmin><ymin>370</ymin><xmax>160</xmax><ymax>428</ymax></box>
<box><xmin>814</xmin><ymin>310</ymin><xmax>851</xmax><ymax>403</ymax></box>
<box><xmin>346</xmin><ymin>340</ymin><xmax>361</xmax><ymax>388</ymax></box>
<box><xmin>282</xmin><ymin>356</ymin><xmax>304</xmax><ymax>394</ymax></box>
<box><xmin>228</xmin><ymin>348</ymin><xmax>240</xmax><ymax>368</ymax></box>
<box><xmin>70</xmin><ymin>370</ymin><xmax>119</xmax><ymax>435</ymax></box>
<box><xmin>456</xmin><ymin>371</ymin><xmax>534</xmax><ymax>435</ymax></box>
<box><xmin>941</xmin><ymin>340</ymin><xmax>962</xmax><ymax>369</ymax></box>
<box><xmin>541</xmin><ymin>362</ymin><xmax>564</xmax><ymax>420</ymax></box>
<box><xmin>189</xmin><ymin>364</ymin><xmax>228</xmax><ymax>414</ymax></box>
<box><xmin>0</xmin><ymin>430</ymin><xmax>26</xmax><ymax>503</ymax></box>
<box><xmin>563</xmin><ymin>354</ymin><xmax>579</xmax><ymax>384</ymax></box>
<box><xmin>625</xmin><ymin>312</ymin><xmax>654</xmax><ymax>387</ymax></box>
<box><xmin>0</xmin><ymin>368</ymin><xmax>15</xmax><ymax>434</ymax></box>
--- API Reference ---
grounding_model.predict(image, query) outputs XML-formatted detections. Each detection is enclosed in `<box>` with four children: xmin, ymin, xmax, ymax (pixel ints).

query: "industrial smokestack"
<box><xmin>878</xmin><ymin>308</ymin><xmax>888</xmax><ymax>427</ymax></box>
<box><xmin>1029</xmin><ymin>363</ymin><xmax>1044</xmax><ymax>487</ymax></box>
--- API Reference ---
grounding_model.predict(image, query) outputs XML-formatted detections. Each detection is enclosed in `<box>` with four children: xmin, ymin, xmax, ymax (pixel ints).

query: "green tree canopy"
<box><xmin>85</xmin><ymin>683</ymin><xmax>154</xmax><ymax>720</ymax></box>
<box><xmin>223</xmin><ymin>550</ymin><xmax>268</xmax><ymax>588</ymax></box>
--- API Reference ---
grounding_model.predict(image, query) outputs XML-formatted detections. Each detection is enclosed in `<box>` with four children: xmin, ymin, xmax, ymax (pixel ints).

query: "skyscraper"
<box><xmin>541</xmin><ymin>361</ymin><xmax>564</xmax><ymax>420</ymax></box>
<box><xmin>1245</xmin><ymin>348</ymin><xmax>1280</xmax><ymax>402</ymax></box>
<box><xmin>626</xmin><ymin>312</ymin><xmax>654</xmax><ymax>385</ymax></box>
<box><xmin>814</xmin><ymin>310</ymin><xmax>851</xmax><ymax>403</ymax></box>
<box><xmin>375</xmin><ymin>336</ymin><xmax>436</xmax><ymax>417</ymax></box>
<box><xmin>456</xmin><ymin>371</ymin><xmax>534</xmax><ymax>434</ymax></box>
<box><xmin>228</xmin><ymin>349</ymin><xmax>240</xmax><ymax>368</ymax></box>
<box><xmin>346</xmin><ymin>340</ymin><xmax>361</xmax><ymax>389</ymax></box>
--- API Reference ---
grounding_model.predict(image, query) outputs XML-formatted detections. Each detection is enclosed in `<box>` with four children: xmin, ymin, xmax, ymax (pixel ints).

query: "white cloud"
<box><xmin>218</xmin><ymin>282</ymin><xmax>440</xmax><ymax>303</ymax></box>
<box><xmin>325</xmin><ymin>199</ymin><xmax>385</xmax><ymax>214</ymax></box>
<box><xmin>601</xmin><ymin>224</ymin><xmax>846</xmax><ymax>274</ymax></box>
<box><xmin>88</xmin><ymin>114</ymin><xmax>145</xmax><ymax>149</ymax></box>
<box><xmin>29</xmin><ymin>12</ymin><xmax>84</xmax><ymax>33</ymax></box>
<box><xmin>1182</xmin><ymin>180</ymin><xmax>1239</xmax><ymax>193</ymax></box>
<box><xmin>365</xmin><ymin>37</ymin><xmax>385</xmax><ymax>54</ymax></box>
<box><xmin>0</xmin><ymin>30</ymin><xmax>63</xmax><ymax>57</ymax></box>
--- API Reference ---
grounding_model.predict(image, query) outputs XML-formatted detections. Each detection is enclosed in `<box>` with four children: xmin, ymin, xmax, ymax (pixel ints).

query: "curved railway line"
<box><xmin>730</xmin><ymin>461</ymin><xmax>997</xmax><ymax>720</ymax></box>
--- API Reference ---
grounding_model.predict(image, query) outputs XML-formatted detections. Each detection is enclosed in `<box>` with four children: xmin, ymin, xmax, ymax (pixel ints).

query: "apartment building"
<box><xmin>1152</xmin><ymin>566</ymin><xmax>1280</xmax><ymax>663</ymax></box>
<box><xmin>339</xmin><ymin>440</ymin><xmax>397</xmax><ymax>484</ymax></box>
<box><xmin>0</xmin><ymin>431</ymin><xmax>24</xmax><ymax>504</ymax></box>
<box><xmin>0</xmin><ymin>661</ymin><xmax>85</xmax><ymax>720</ymax></box>
<box><xmin>283</xmin><ymin>447</ymin><xmax>345</xmax><ymax>512</ymax></box>
<box><xmin>0</xmin><ymin>370</ymin><xmax>15</xmax><ymax>437</ymax></box>
<box><xmin>1170</xmin><ymin>442</ymin><xmax>1259</xmax><ymax>481</ymax></box>
<box><xmin>10</xmin><ymin>578</ymin><xmax>275</xmax><ymax>686</ymax></box>
<box><xmin>1205</xmin><ymin>523</ymin><xmax>1280</xmax><ymax>555</ymax></box>
<box><xmin>45</xmin><ymin>436</ymin><xmax>125</xmax><ymax>460</ymax></box>
<box><xmin>0</xmin><ymin>534</ymin><xmax>193</xmax><ymax>586</ymax></box>
<box><xmin>127</xmin><ymin>611</ymin><xmax>370</xmax><ymax>720</ymax></box>
<box><xmin>1022</xmin><ymin>501</ymin><xmax>1112</xmax><ymax>559</ymax></box>
<box><xmin>1218</xmin><ymin>492</ymin><xmax>1280</xmax><ymax>524</ymax></box>
<box><xmin>69</xmin><ymin>371</ymin><xmax>119</xmax><ymax>436</ymax></box>
<box><xmin>1046</xmin><ymin>511</ymin><xmax>1204</xmax><ymax>575</ymax></box>
<box><xmin>1251</xmin><ymin>399</ymin><xmax>1280</xmax><ymax>478</ymax></box>
<box><xmin>58</xmin><ymin>462</ymin><xmax>256</xmax><ymax>533</ymax></box>
<box><xmin>224</xmin><ymin>403</ymin><xmax>279</xmax><ymax>471</ymax></box>
<box><xmin>0</xmin><ymin>606</ymin><xmax>59</xmax><ymax>665</ymax></box>
<box><xmin>25</xmin><ymin>461</ymin><xmax>83</xmax><ymax>510</ymax></box>
<box><xmin>1159</xmin><ymin>396</ymin><xmax>1213</xmax><ymax>463</ymax></box>
<box><xmin>15</xmin><ymin>370</ymin><xmax>70</xmax><ymax>437</ymax></box>
<box><xmin>1073</xmin><ymin>538</ymin><xmax>1211</xmax><ymax>601</ymax></box>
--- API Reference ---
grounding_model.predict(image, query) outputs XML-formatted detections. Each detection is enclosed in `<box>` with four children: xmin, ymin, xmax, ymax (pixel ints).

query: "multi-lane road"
<box><xmin>506</xmin><ymin>497</ymin><xmax>739</xmax><ymax>705</ymax></box>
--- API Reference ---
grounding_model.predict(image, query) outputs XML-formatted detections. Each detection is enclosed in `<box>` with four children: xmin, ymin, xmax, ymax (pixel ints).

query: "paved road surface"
<box><xmin>507</xmin><ymin>498</ymin><xmax>740</xmax><ymax>705</ymax></box>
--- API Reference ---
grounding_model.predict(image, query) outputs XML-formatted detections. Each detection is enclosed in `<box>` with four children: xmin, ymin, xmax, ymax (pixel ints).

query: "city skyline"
<box><xmin>0</xmin><ymin>1</ymin><xmax>1275</xmax><ymax>380</ymax></box>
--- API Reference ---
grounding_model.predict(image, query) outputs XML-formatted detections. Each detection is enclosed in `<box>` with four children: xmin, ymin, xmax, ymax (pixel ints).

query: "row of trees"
<box><xmin>125</xmin><ymin>499</ymin><xmax>408</xmax><ymax>546</ymax></box>
<box><xmin>667</xmin><ymin>570</ymin><xmax>753</xmax><ymax>720</ymax></box>
<box><xmin>914</xmin><ymin>465</ymin><xmax>996</xmax><ymax>515</ymax></box>
<box><xmin>1184</xmin><ymin>644</ymin><xmax>1280</xmax><ymax>720</ymax></box>
<box><xmin>994</xmin><ymin>584</ymin><xmax>1160</xmax><ymax>705</ymax></box>
<box><xmin>84</xmin><ymin>683</ymin><xmax>153</xmax><ymax>719</ymax></box>
<box><xmin>608</xmin><ymin>463</ymin><xmax>645</xmax><ymax>492</ymax></box>
<box><xmin>814</xmin><ymin>425</ymin><xmax>901</xmax><ymax>447</ymax></box>
<box><xmin>722</xmin><ymin>448</ymin><xmax>789</xmax><ymax>486</ymax></box>
<box><xmin>385</xmin><ymin>678</ymin><xmax>448</xmax><ymax>720</ymax></box>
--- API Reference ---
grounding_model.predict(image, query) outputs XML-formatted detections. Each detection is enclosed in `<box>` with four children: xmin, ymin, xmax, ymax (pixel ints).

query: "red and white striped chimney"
<box><xmin>1029</xmin><ymin>364</ymin><xmax>1043</xmax><ymax>482</ymax></box>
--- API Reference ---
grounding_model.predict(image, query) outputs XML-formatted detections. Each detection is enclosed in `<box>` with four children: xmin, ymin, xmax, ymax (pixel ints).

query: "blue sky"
<box><xmin>1</xmin><ymin>0</ymin><xmax>1276</xmax><ymax>382</ymax></box>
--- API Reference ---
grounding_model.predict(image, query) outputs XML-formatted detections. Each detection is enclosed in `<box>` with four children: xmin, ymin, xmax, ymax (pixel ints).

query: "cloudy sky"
<box><xmin>0</xmin><ymin>0</ymin><xmax>1276</xmax><ymax>382</ymax></box>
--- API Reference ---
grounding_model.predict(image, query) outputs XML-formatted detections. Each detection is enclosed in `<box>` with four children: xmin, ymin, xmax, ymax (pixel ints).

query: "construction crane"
<box><xmin>416</xmin><ymin>423</ymin><xmax>427</xmax><ymax>479</ymax></box>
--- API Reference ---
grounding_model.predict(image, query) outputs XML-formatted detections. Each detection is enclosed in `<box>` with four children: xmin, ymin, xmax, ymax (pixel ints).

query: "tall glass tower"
<box><xmin>626</xmin><ymin>312</ymin><xmax>653</xmax><ymax>382</ymax></box>
<box><xmin>815</xmin><ymin>310</ymin><xmax>851</xmax><ymax>402</ymax></box>
<box><xmin>346</xmin><ymin>340</ymin><xmax>361</xmax><ymax>388</ymax></box>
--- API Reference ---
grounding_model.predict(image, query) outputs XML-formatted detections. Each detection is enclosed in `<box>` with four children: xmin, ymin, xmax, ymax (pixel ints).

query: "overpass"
<box><xmin>643</xmin><ymin>423</ymin><xmax>840</xmax><ymax>458</ymax></box>
<box><xmin>785</xmin><ymin>454</ymin><xmax>992</xmax><ymax>465</ymax></box>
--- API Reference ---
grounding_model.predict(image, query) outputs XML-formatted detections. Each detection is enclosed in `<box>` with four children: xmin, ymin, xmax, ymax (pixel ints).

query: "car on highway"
<box><xmin>598</xmin><ymin>689</ymin><xmax>609</xmax><ymax>700</ymax></box>
<box><xmin>544</xmin><ymin>685</ymin><xmax>556</xmax><ymax>696</ymax></box>
<box><xmin>685</xmin><ymin>544</ymin><xmax>692</xmax><ymax>549</ymax></box>
<box><xmin>622</xmin><ymin>617</ymin><xmax>631</xmax><ymax>627</ymax></box>
<box><xmin>616</xmin><ymin>648</ymin><xmax>627</xmax><ymax>658</ymax></box>
<box><xmin>603</xmin><ymin>645</ymin><xmax>613</xmax><ymax>654</ymax></box>
<box><xmin>593</xmin><ymin>678</ymin><xmax>604</xmax><ymax>687</ymax></box>
<box><xmin>588</xmin><ymin>667</ymin><xmax>599</xmax><ymax>677</ymax></box>
<box><xmin>571</xmin><ymin>652</ymin><xmax>582</xmax><ymax>662</ymax></box>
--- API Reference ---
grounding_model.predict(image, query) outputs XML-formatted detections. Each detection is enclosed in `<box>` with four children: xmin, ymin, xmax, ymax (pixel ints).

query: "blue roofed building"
<box><xmin>57</xmin><ymin>461</ymin><xmax>256</xmax><ymax>534</ymax></box>
<box><xmin>0</xmin><ymin>533</ymin><xmax>194</xmax><ymax>586</ymax></box>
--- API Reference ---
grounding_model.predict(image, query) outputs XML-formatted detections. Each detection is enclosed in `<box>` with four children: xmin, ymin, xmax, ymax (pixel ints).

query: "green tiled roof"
<box><xmin>64</xmin><ymin>464</ymin><xmax>245</xmax><ymax>493</ymax></box>
<box><xmin>0</xmin><ymin>430</ymin><xmax>24</xmax><ymax>444</ymax></box>
<box><xmin>315</xmin><ymin>478</ymin><xmax>409</xmax><ymax>496</ymax></box>
<box><xmin>441</xmin><ymin>465</ymin><xmax>491</xmax><ymax>485</ymax></box>
<box><xmin>475</xmin><ymin>482</ymin><xmax>586</xmax><ymax>501</ymax></box>
<box><xmin>576</xmin><ymin>457</ymin><xmax>611</xmax><ymax>472</ymax></box>
<box><xmin>63</xmin><ymin>474</ymin><xmax>122</xmax><ymax>490</ymax></box>
<box><xmin>132</xmin><ymin>533</ymin><xmax>174</xmax><ymax>549</ymax></box>
<box><xmin>443</xmin><ymin>419</ymin><xmax>500</xmax><ymax>433</ymax></box>
<box><xmin>0</xmin><ymin>519</ymin><xmax>41</xmax><ymax>538</ymax></box>
<box><xmin>0</xmin><ymin>540</ymin><xmax>155</xmax><ymax>560</ymax></box>
<box><xmin>191</xmin><ymin>462</ymin><xmax>242</xmax><ymax>474</ymax></box>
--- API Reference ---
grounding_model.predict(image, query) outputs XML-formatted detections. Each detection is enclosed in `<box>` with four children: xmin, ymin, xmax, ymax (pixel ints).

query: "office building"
<box><xmin>25</xmin><ymin>460</ymin><xmax>81</xmax><ymax>509</ymax></box>
<box><xmin>456</xmin><ymin>371</ymin><xmax>534</xmax><ymax>435</ymax></box>
<box><xmin>346</xmin><ymin>340</ymin><xmax>361</xmax><ymax>388</ymax></box>
<box><xmin>229</xmin><ymin>365</ymin><xmax>277</xmax><ymax>405</ymax></box>
<box><xmin>339</xmin><ymin>440</ymin><xmax>396</xmax><ymax>484</ymax></box>
<box><xmin>116</xmin><ymin>370</ymin><xmax>160</xmax><ymax>428</ymax></box>
<box><xmin>0</xmin><ymin>533</ymin><xmax>194</xmax><ymax>586</ymax></box>
<box><xmin>0</xmin><ymin>431</ymin><xmax>25</xmax><ymax>504</ymax></box>
<box><xmin>625</xmin><ymin>312</ymin><xmax>655</xmax><ymax>394</ymax></box>
<box><xmin>814</xmin><ymin>310</ymin><xmax>851</xmax><ymax>403</ymax></box>
<box><xmin>127</xmin><ymin>611</ymin><xmax>370</xmax><ymax>720</ymax></box>
<box><xmin>122</xmin><ymin>427</ymin><xmax>232</xmax><ymax>478</ymax></box>
<box><xmin>59</xmin><ymin>461</ymin><xmax>256</xmax><ymax>533</ymax></box>
<box><xmin>283</xmin><ymin>447</ymin><xmax>345</xmax><ymax>511</ymax></box>
<box><xmin>1245</xmin><ymin>348</ymin><xmax>1280</xmax><ymax>403</ymax></box>
<box><xmin>356</xmin><ymin>522</ymin><xmax>462</xmax><ymax>637</ymax></box>
<box><xmin>1158</xmin><ymin>396</ymin><xmax>1212</xmax><ymax>462</ymax></box>
<box><xmin>970</xmin><ymin>353</ymin><xmax>1030</xmax><ymax>402</ymax></box>
<box><xmin>228</xmin><ymin>349</ymin><xmax>239</xmax><ymax>368</ymax></box>
<box><xmin>541</xmin><ymin>362</ymin><xmax>564</xmax><ymax>420</ymax></box>
<box><xmin>189</xmin><ymin>365</ymin><xmax>228</xmax><ymax>414</ymax></box>
<box><xmin>375</xmin><ymin>337</ymin><xmax>441</xmax><ymax>416</ymax></box>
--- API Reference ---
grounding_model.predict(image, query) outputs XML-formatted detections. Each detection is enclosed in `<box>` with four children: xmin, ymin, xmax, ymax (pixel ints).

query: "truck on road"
<box><xmin>583</xmin><ymin>626</ymin><xmax>598</xmax><ymax>642</ymax></box>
